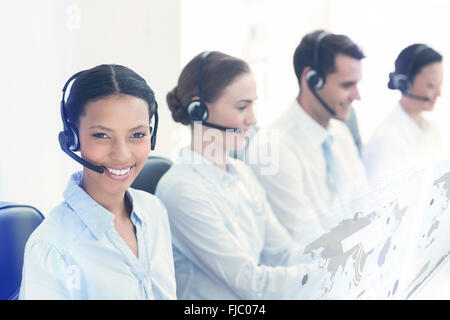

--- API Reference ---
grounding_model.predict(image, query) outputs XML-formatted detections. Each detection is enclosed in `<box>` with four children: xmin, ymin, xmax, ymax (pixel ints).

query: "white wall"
<box><xmin>0</xmin><ymin>0</ymin><xmax>78</xmax><ymax>213</ymax></box>
<box><xmin>74</xmin><ymin>0</ymin><xmax>182</xmax><ymax>161</ymax></box>
<box><xmin>1</xmin><ymin>0</ymin><xmax>450</xmax><ymax>215</ymax></box>
<box><xmin>0</xmin><ymin>0</ymin><xmax>182</xmax><ymax>214</ymax></box>
<box><xmin>179</xmin><ymin>0</ymin><xmax>333</xmax><ymax>128</ymax></box>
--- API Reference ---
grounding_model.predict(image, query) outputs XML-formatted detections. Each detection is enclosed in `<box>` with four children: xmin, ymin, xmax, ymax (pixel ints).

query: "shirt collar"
<box><xmin>178</xmin><ymin>147</ymin><xmax>239</xmax><ymax>187</ymax></box>
<box><xmin>290</xmin><ymin>99</ymin><xmax>331</xmax><ymax>146</ymax></box>
<box><xmin>126</xmin><ymin>189</ymin><xmax>143</xmax><ymax>226</ymax></box>
<box><xmin>63</xmin><ymin>171</ymin><xmax>139</xmax><ymax>239</ymax></box>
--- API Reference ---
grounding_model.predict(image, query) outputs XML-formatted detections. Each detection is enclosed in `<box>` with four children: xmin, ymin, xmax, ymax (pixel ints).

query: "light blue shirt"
<box><xmin>155</xmin><ymin>148</ymin><xmax>326</xmax><ymax>300</ymax></box>
<box><xmin>19</xmin><ymin>171</ymin><xmax>176</xmax><ymax>300</ymax></box>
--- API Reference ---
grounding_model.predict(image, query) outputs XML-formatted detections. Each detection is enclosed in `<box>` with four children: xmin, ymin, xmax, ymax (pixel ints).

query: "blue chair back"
<box><xmin>131</xmin><ymin>156</ymin><xmax>173</xmax><ymax>195</ymax></box>
<box><xmin>0</xmin><ymin>202</ymin><xmax>44</xmax><ymax>300</ymax></box>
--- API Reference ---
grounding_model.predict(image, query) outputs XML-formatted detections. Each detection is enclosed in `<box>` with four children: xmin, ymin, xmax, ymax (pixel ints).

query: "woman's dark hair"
<box><xmin>388</xmin><ymin>44</ymin><xmax>443</xmax><ymax>88</ymax></box>
<box><xmin>65</xmin><ymin>64</ymin><xmax>157</xmax><ymax>126</ymax></box>
<box><xmin>166</xmin><ymin>51</ymin><xmax>250</xmax><ymax>125</ymax></box>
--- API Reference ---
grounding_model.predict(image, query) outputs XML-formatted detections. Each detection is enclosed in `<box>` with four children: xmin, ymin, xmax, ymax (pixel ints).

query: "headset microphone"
<box><xmin>403</xmin><ymin>93</ymin><xmax>430</xmax><ymax>102</ymax></box>
<box><xmin>201</xmin><ymin>121</ymin><xmax>242</xmax><ymax>133</ymax></box>
<box><xmin>306</xmin><ymin>31</ymin><xmax>337</xmax><ymax>117</ymax></box>
<box><xmin>309</xmin><ymin>80</ymin><xmax>337</xmax><ymax>116</ymax></box>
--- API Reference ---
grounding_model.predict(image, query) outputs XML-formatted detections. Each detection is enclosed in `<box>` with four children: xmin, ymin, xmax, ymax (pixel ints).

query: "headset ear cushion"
<box><xmin>391</xmin><ymin>73</ymin><xmax>411</xmax><ymax>93</ymax></box>
<box><xmin>187</xmin><ymin>99</ymin><xmax>208</xmax><ymax>121</ymax></box>
<box><xmin>306</xmin><ymin>69</ymin><xmax>324</xmax><ymax>90</ymax></box>
<box><xmin>67</xmin><ymin>125</ymin><xmax>80</xmax><ymax>152</ymax></box>
<box><xmin>58</xmin><ymin>131</ymin><xmax>68</xmax><ymax>151</ymax></box>
<box><xmin>58</xmin><ymin>129</ymin><xmax>78</xmax><ymax>152</ymax></box>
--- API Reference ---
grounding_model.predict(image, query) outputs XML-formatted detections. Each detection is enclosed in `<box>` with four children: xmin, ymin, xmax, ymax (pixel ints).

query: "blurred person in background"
<box><xmin>363</xmin><ymin>44</ymin><xmax>444</xmax><ymax>188</ymax></box>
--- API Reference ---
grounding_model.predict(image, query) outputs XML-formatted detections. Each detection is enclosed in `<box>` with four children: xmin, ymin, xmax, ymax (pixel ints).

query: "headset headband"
<box><xmin>312</xmin><ymin>31</ymin><xmax>329</xmax><ymax>77</ymax></box>
<box><xmin>60</xmin><ymin>68</ymin><xmax>158</xmax><ymax>150</ymax></box>
<box><xmin>198</xmin><ymin>51</ymin><xmax>212</xmax><ymax>102</ymax></box>
<box><xmin>405</xmin><ymin>44</ymin><xmax>428</xmax><ymax>79</ymax></box>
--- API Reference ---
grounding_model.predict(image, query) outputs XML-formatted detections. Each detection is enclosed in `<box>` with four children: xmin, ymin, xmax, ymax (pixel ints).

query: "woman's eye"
<box><xmin>237</xmin><ymin>106</ymin><xmax>247</xmax><ymax>111</ymax></box>
<box><xmin>92</xmin><ymin>133</ymin><xmax>109</xmax><ymax>139</ymax></box>
<box><xmin>131</xmin><ymin>132</ymin><xmax>146</xmax><ymax>139</ymax></box>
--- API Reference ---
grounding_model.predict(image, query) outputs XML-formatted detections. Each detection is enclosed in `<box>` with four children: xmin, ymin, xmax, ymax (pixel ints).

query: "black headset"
<box><xmin>305</xmin><ymin>31</ymin><xmax>337</xmax><ymax>116</ymax></box>
<box><xmin>306</xmin><ymin>31</ymin><xmax>329</xmax><ymax>91</ymax></box>
<box><xmin>59</xmin><ymin>70</ymin><xmax>159</xmax><ymax>174</ymax></box>
<box><xmin>186</xmin><ymin>51</ymin><xmax>239</xmax><ymax>132</ymax></box>
<box><xmin>388</xmin><ymin>44</ymin><xmax>430</xmax><ymax>101</ymax></box>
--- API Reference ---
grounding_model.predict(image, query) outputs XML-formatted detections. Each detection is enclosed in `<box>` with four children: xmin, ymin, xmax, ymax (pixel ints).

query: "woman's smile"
<box><xmin>104</xmin><ymin>164</ymin><xmax>136</xmax><ymax>180</ymax></box>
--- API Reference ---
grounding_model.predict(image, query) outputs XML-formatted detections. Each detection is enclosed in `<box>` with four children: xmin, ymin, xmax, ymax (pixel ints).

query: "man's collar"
<box><xmin>290</xmin><ymin>99</ymin><xmax>331</xmax><ymax>147</ymax></box>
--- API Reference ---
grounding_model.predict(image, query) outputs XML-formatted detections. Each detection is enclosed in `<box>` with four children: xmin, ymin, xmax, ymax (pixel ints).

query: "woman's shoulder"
<box><xmin>156</xmin><ymin>162</ymin><xmax>210</xmax><ymax>196</ymax></box>
<box><xmin>26</xmin><ymin>202</ymin><xmax>86</xmax><ymax>255</ymax></box>
<box><xmin>367</xmin><ymin>106</ymin><xmax>405</xmax><ymax>141</ymax></box>
<box><xmin>366</xmin><ymin>119</ymin><xmax>405</xmax><ymax>150</ymax></box>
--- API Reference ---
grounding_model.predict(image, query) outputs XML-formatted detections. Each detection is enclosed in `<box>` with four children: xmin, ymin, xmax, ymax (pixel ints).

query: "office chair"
<box><xmin>131</xmin><ymin>156</ymin><xmax>173</xmax><ymax>195</ymax></box>
<box><xmin>0</xmin><ymin>202</ymin><xmax>44</xmax><ymax>300</ymax></box>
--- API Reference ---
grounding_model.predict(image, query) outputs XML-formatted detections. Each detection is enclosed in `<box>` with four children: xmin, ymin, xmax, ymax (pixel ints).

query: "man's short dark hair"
<box><xmin>293</xmin><ymin>30</ymin><xmax>365</xmax><ymax>87</ymax></box>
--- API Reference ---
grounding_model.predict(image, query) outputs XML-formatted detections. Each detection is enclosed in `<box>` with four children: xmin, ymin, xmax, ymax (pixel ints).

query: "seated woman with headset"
<box><xmin>156</xmin><ymin>51</ymin><xmax>326</xmax><ymax>299</ymax></box>
<box><xmin>19</xmin><ymin>65</ymin><xmax>176</xmax><ymax>299</ymax></box>
<box><xmin>363</xmin><ymin>44</ymin><xmax>444</xmax><ymax>188</ymax></box>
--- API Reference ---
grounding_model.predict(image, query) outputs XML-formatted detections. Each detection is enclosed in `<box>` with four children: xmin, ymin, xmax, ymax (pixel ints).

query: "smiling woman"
<box><xmin>78</xmin><ymin>94</ymin><xmax>152</xmax><ymax>199</ymax></box>
<box><xmin>19</xmin><ymin>64</ymin><xmax>176</xmax><ymax>300</ymax></box>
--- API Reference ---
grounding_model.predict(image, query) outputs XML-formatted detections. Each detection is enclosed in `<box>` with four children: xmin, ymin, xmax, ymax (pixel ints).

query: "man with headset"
<box><xmin>247</xmin><ymin>30</ymin><xmax>368</xmax><ymax>244</ymax></box>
